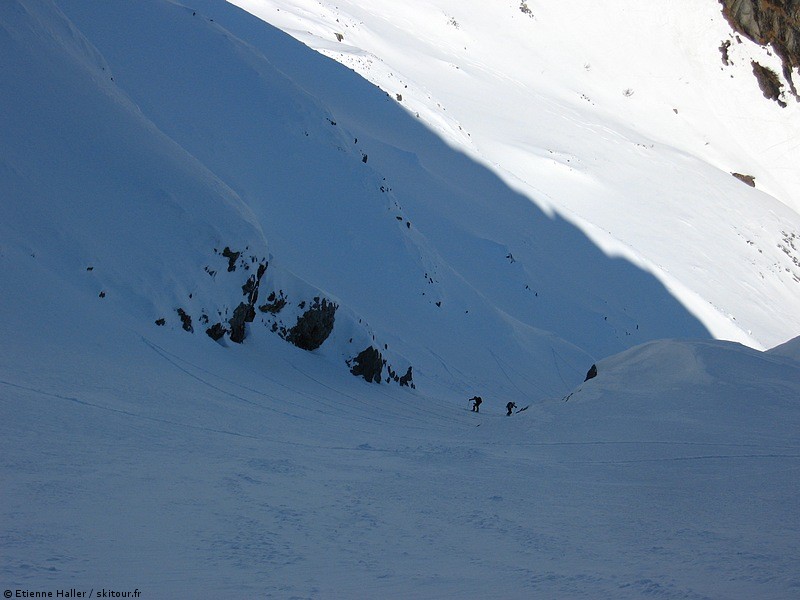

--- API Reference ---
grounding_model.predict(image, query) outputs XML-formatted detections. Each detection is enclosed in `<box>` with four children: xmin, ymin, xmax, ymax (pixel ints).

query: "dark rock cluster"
<box><xmin>348</xmin><ymin>346</ymin><xmax>415</xmax><ymax>388</ymax></box>
<box><xmin>286</xmin><ymin>298</ymin><xmax>338</xmax><ymax>351</ymax></box>
<box><xmin>175</xmin><ymin>245</ymin><xmax>270</xmax><ymax>344</ymax></box>
<box><xmin>348</xmin><ymin>346</ymin><xmax>385</xmax><ymax>383</ymax></box>
<box><xmin>719</xmin><ymin>0</ymin><xmax>800</xmax><ymax>100</ymax></box>
<box><xmin>164</xmin><ymin>245</ymin><xmax>415</xmax><ymax>388</ymax></box>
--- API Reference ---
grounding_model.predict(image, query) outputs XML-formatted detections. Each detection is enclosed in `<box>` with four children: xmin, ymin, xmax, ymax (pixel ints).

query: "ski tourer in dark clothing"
<box><xmin>471</xmin><ymin>396</ymin><xmax>483</xmax><ymax>413</ymax></box>
<box><xmin>506</xmin><ymin>402</ymin><xmax>517</xmax><ymax>416</ymax></box>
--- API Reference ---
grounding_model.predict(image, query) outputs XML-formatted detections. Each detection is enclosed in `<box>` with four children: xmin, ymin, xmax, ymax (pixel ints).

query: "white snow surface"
<box><xmin>2</xmin><ymin>0</ymin><xmax>799</xmax><ymax>598</ymax></box>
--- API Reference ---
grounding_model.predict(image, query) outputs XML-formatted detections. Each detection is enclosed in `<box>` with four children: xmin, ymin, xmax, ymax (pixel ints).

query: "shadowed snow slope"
<box><xmin>45</xmin><ymin>0</ymin><xmax>716</xmax><ymax>398</ymax></box>
<box><xmin>768</xmin><ymin>334</ymin><xmax>800</xmax><ymax>363</ymax></box>
<box><xmin>3</xmin><ymin>250</ymin><xmax>799</xmax><ymax>598</ymax></box>
<box><xmin>2</xmin><ymin>1</ymin><xmax>799</xmax><ymax>598</ymax></box>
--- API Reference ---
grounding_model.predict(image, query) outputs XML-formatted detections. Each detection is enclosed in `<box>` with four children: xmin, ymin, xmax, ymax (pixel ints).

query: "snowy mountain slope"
<box><xmin>0</xmin><ymin>0</ymin><xmax>272</xmax><ymax>343</ymax></box>
<box><xmin>767</xmin><ymin>333</ymin><xmax>800</xmax><ymax>362</ymax></box>
<box><xmin>3</xmin><ymin>257</ymin><xmax>799</xmax><ymax>598</ymax></box>
<box><xmin>230</xmin><ymin>0</ymin><xmax>800</xmax><ymax>350</ymax></box>
<box><xmin>2</xmin><ymin>1</ymin><xmax>799</xmax><ymax>598</ymax></box>
<box><xmin>49</xmin><ymin>0</ymin><xmax>727</xmax><ymax>401</ymax></box>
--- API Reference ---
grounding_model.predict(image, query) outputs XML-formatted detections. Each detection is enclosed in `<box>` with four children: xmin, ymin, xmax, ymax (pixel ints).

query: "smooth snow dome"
<box><xmin>2</xmin><ymin>0</ymin><xmax>799</xmax><ymax>598</ymax></box>
<box><xmin>768</xmin><ymin>335</ymin><xmax>800</xmax><ymax>363</ymax></box>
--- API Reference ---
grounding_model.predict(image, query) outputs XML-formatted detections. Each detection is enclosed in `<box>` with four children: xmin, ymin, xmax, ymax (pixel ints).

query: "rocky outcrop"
<box><xmin>221</xmin><ymin>246</ymin><xmax>241</xmax><ymax>272</ymax></box>
<box><xmin>177</xmin><ymin>308</ymin><xmax>193</xmax><ymax>332</ymax></box>
<box><xmin>229</xmin><ymin>301</ymin><xmax>256</xmax><ymax>343</ymax></box>
<box><xmin>719</xmin><ymin>0</ymin><xmax>800</xmax><ymax>98</ymax></box>
<box><xmin>286</xmin><ymin>298</ymin><xmax>337</xmax><ymax>351</ymax></box>
<box><xmin>225</xmin><ymin>261</ymin><xmax>268</xmax><ymax>343</ymax></box>
<box><xmin>204</xmin><ymin>246</ymin><xmax>268</xmax><ymax>344</ymax></box>
<box><xmin>348</xmin><ymin>346</ymin><xmax>385</xmax><ymax>383</ymax></box>
<box><xmin>751</xmin><ymin>60</ymin><xmax>786</xmax><ymax>105</ymax></box>
<box><xmin>205</xmin><ymin>322</ymin><xmax>226</xmax><ymax>341</ymax></box>
<box><xmin>192</xmin><ymin>248</ymin><xmax>415</xmax><ymax>387</ymax></box>
<box><xmin>242</xmin><ymin>263</ymin><xmax>267</xmax><ymax>305</ymax></box>
<box><xmin>732</xmin><ymin>172</ymin><xmax>757</xmax><ymax>186</ymax></box>
<box><xmin>398</xmin><ymin>366</ymin><xmax>414</xmax><ymax>388</ymax></box>
<box><xmin>258</xmin><ymin>290</ymin><xmax>288</xmax><ymax>314</ymax></box>
<box><xmin>347</xmin><ymin>346</ymin><xmax>415</xmax><ymax>387</ymax></box>
<box><xmin>387</xmin><ymin>364</ymin><xmax>415</xmax><ymax>388</ymax></box>
<box><xmin>254</xmin><ymin>282</ymin><xmax>415</xmax><ymax>386</ymax></box>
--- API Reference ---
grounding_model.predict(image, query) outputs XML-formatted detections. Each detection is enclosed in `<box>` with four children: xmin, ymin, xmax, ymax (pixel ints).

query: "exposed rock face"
<box><xmin>176</xmin><ymin>308</ymin><xmax>193</xmax><ymax>333</ymax></box>
<box><xmin>349</xmin><ymin>346</ymin><xmax>385</xmax><ymax>383</ymax></box>
<box><xmin>206</xmin><ymin>322</ymin><xmax>226</xmax><ymax>341</ymax></box>
<box><xmin>193</xmin><ymin>247</ymin><xmax>414</xmax><ymax>387</ymax></box>
<box><xmin>221</xmin><ymin>246</ymin><xmax>241</xmax><ymax>272</ymax></box>
<box><xmin>387</xmin><ymin>364</ymin><xmax>415</xmax><ymax>388</ymax></box>
<box><xmin>732</xmin><ymin>171</ymin><xmax>757</xmax><ymax>186</ymax></box>
<box><xmin>751</xmin><ymin>60</ymin><xmax>786</xmax><ymax>105</ymax></box>
<box><xmin>584</xmin><ymin>364</ymin><xmax>598</xmax><ymax>382</ymax></box>
<box><xmin>255</xmin><ymin>286</ymin><xmax>414</xmax><ymax>386</ymax></box>
<box><xmin>242</xmin><ymin>263</ymin><xmax>267</xmax><ymax>305</ymax></box>
<box><xmin>398</xmin><ymin>366</ymin><xmax>414</xmax><ymax>388</ymax></box>
<box><xmin>720</xmin><ymin>39</ymin><xmax>732</xmax><ymax>64</ymax></box>
<box><xmin>286</xmin><ymin>298</ymin><xmax>337</xmax><ymax>351</ymax></box>
<box><xmin>207</xmin><ymin>247</ymin><xmax>268</xmax><ymax>344</ymax></box>
<box><xmin>160</xmin><ymin>245</ymin><xmax>267</xmax><ymax>343</ymax></box>
<box><xmin>347</xmin><ymin>345</ymin><xmax>413</xmax><ymax>386</ymax></box>
<box><xmin>258</xmin><ymin>290</ymin><xmax>288</xmax><ymax>314</ymax></box>
<box><xmin>229</xmin><ymin>301</ymin><xmax>256</xmax><ymax>343</ymax></box>
<box><xmin>719</xmin><ymin>0</ymin><xmax>800</xmax><ymax>97</ymax></box>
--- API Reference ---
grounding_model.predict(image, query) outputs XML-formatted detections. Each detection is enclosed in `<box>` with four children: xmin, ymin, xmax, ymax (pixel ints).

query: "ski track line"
<box><xmin>0</xmin><ymin>378</ymin><xmax>423</xmax><ymax>455</ymax></box>
<box><xmin>143</xmin><ymin>336</ymin><xmax>337</xmax><ymax>404</ymax></box>
<box><xmin>5</xmin><ymin>381</ymin><xmax>799</xmax><ymax>472</ymax></box>
<box><xmin>488</xmin><ymin>348</ymin><xmax>533</xmax><ymax>400</ymax></box>
<box><xmin>550</xmin><ymin>346</ymin><xmax>585</xmax><ymax>395</ymax></box>
<box><xmin>273</xmin><ymin>356</ymin><xmax>437</xmax><ymax>431</ymax></box>
<box><xmin>142</xmin><ymin>337</ymin><xmax>343</xmax><ymax>422</ymax></box>
<box><xmin>0</xmin><ymin>379</ymin><xmax>259</xmax><ymax>440</ymax></box>
<box><xmin>351</xmin><ymin>370</ymin><xmax>471</xmax><ymax>427</ymax></box>
<box><xmin>423</xmin><ymin>346</ymin><xmax>478</xmax><ymax>390</ymax></box>
<box><xmin>146</xmin><ymin>335</ymin><xmax>400</xmax><ymax>424</ymax></box>
<box><xmin>282</xmin><ymin>358</ymin><xmax>466</xmax><ymax>431</ymax></box>
<box><xmin>144</xmin><ymin>336</ymin><xmax>463</xmax><ymax>438</ymax></box>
